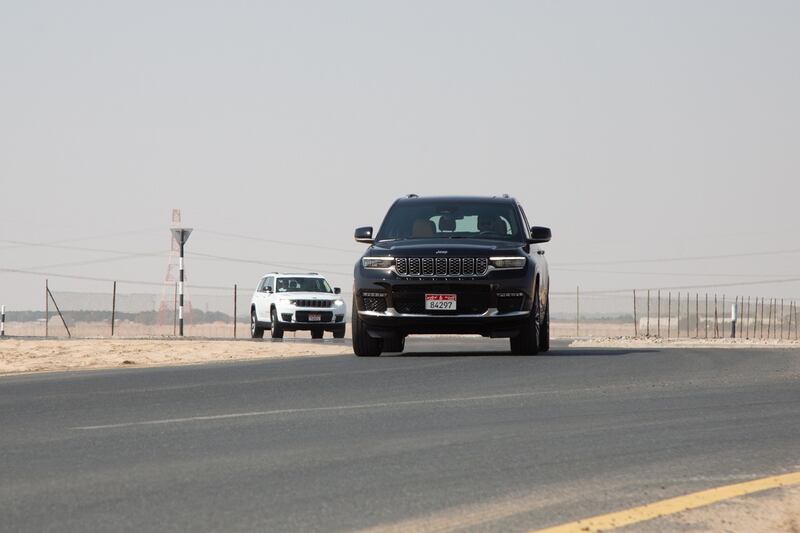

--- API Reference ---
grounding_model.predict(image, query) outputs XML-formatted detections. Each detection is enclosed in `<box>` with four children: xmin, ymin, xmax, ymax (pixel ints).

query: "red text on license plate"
<box><xmin>308</xmin><ymin>313</ymin><xmax>322</xmax><ymax>321</ymax></box>
<box><xmin>425</xmin><ymin>294</ymin><xmax>457</xmax><ymax>310</ymax></box>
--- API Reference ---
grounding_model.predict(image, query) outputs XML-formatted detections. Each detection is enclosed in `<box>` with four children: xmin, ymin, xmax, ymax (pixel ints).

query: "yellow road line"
<box><xmin>531</xmin><ymin>471</ymin><xmax>800</xmax><ymax>533</ymax></box>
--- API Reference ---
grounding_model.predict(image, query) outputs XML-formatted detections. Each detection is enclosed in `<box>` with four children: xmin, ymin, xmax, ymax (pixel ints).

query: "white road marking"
<box><xmin>72</xmin><ymin>390</ymin><xmax>560</xmax><ymax>430</ymax></box>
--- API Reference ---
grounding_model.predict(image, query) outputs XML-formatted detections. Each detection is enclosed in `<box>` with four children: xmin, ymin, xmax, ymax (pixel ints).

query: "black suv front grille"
<box><xmin>392</xmin><ymin>285</ymin><xmax>490</xmax><ymax>315</ymax></box>
<box><xmin>395</xmin><ymin>257</ymin><xmax>489</xmax><ymax>277</ymax></box>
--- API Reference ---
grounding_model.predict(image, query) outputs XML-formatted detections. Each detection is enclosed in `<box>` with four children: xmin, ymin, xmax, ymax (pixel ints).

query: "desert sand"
<box><xmin>0</xmin><ymin>338</ymin><xmax>351</xmax><ymax>375</ymax></box>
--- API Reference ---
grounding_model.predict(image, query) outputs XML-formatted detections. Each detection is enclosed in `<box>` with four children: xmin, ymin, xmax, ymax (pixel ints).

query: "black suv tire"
<box><xmin>352</xmin><ymin>296</ymin><xmax>382</xmax><ymax>357</ymax></box>
<box><xmin>510</xmin><ymin>291</ymin><xmax>541</xmax><ymax>355</ymax></box>
<box><xmin>539</xmin><ymin>299</ymin><xmax>550</xmax><ymax>353</ymax></box>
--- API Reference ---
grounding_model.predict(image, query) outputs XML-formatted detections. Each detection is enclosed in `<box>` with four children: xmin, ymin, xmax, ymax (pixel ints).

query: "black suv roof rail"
<box><xmin>405</xmin><ymin>193</ymin><xmax>419</xmax><ymax>198</ymax></box>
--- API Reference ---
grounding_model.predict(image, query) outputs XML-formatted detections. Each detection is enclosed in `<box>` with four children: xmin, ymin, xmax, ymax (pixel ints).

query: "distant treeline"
<box><xmin>5</xmin><ymin>310</ymin><xmax>232</xmax><ymax>325</ymax></box>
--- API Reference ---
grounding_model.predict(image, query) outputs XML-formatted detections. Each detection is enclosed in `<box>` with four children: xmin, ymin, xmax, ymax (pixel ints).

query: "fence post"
<box><xmin>633</xmin><ymin>289</ymin><xmax>638</xmax><ymax>337</ymax></box>
<box><xmin>46</xmin><ymin>285</ymin><xmax>71</xmax><ymax>338</ymax></box>
<box><xmin>714</xmin><ymin>295</ymin><xmax>719</xmax><ymax>339</ymax></box>
<box><xmin>667</xmin><ymin>292</ymin><xmax>671</xmax><ymax>339</ymax></box>
<box><xmin>795</xmin><ymin>301</ymin><xmax>798</xmax><ymax>340</ymax></box>
<box><xmin>686</xmin><ymin>293</ymin><xmax>690</xmax><ymax>337</ymax></box>
<box><xmin>731</xmin><ymin>301</ymin><xmax>737</xmax><ymax>339</ymax></box>
<box><xmin>657</xmin><ymin>290</ymin><xmax>663</xmax><ymax>338</ymax></box>
<box><xmin>767</xmin><ymin>299</ymin><xmax>773</xmax><ymax>339</ymax></box>
<box><xmin>705</xmin><ymin>293</ymin><xmax>709</xmax><ymax>339</ymax></box>
<box><xmin>1</xmin><ymin>304</ymin><xmax>5</xmax><ymax>337</ymax></box>
<box><xmin>45</xmin><ymin>279</ymin><xmax>49</xmax><ymax>338</ymax></box>
<box><xmin>746</xmin><ymin>296</ymin><xmax>751</xmax><ymax>339</ymax></box>
<box><xmin>233</xmin><ymin>284</ymin><xmax>238</xmax><ymax>339</ymax></box>
<box><xmin>173</xmin><ymin>282</ymin><xmax>178</xmax><ymax>336</ymax></box>
<box><xmin>780</xmin><ymin>299</ymin><xmax>784</xmax><ymax>339</ymax></box>
<box><xmin>676</xmin><ymin>292</ymin><xmax>681</xmax><ymax>338</ymax></box>
<box><xmin>647</xmin><ymin>290</ymin><xmax>651</xmax><ymax>337</ymax></box>
<box><xmin>695</xmin><ymin>293</ymin><xmax>699</xmax><ymax>338</ymax></box>
<box><xmin>111</xmin><ymin>281</ymin><xmax>117</xmax><ymax>337</ymax></box>
<box><xmin>721</xmin><ymin>295</ymin><xmax>726</xmax><ymax>338</ymax></box>
<box><xmin>576</xmin><ymin>286</ymin><xmax>580</xmax><ymax>337</ymax></box>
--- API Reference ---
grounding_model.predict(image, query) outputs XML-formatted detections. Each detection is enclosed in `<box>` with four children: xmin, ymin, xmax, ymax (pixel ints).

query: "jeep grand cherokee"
<box><xmin>352</xmin><ymin>195</ymin><xmax>551</xmax><ymax>356</ymax></box>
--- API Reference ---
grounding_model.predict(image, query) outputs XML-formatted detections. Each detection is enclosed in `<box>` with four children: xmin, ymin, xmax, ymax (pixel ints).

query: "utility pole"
<box><xmin>171</xmin><ymin>228</ymin><xmax>193</xmax><ymax>337</ymax></box>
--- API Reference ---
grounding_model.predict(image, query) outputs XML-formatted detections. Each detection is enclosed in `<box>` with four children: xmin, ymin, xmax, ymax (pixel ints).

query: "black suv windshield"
<box><xmin>276</xmin><ymin>277</ymin><xmax>332</xmax><ymax>293</ymax></box>
<box><xmin>375</xmin><ymin>201</ymin><xmax>523</xmax><ymax>242</ymax></box>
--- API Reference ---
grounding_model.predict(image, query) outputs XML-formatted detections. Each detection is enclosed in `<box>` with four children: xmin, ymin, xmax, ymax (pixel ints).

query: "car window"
<box><xmin>275</xmin><ymin>277</ymin><xmax>332</xmax><ymax>293</ymax></box>
<box><xmin>375</xmin><ymin>201</ymin><xmax>522</xmax><ymax>241</ymax></box>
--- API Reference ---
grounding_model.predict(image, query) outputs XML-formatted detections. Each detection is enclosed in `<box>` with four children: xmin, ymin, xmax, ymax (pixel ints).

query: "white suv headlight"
<box><xmin>334</xmin><ymin>299</ymin><xmax>345</xmax><ymax>307</ymax></box>
<box><xmin>490</xmin><ymin>257</ymin><xmax>526</xmax><ymax>269</ymax></box>
<box><xmin>362</xmin><ymin>257</ymin><xmax>394</xmax><ymax>269</ymax></box>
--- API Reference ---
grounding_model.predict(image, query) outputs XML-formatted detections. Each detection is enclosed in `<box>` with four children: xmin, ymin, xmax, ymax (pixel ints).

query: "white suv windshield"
<box><xmin>276</xmin><ymin>277</ymin><xmax>332</xmax><ymax>293</ymax></box>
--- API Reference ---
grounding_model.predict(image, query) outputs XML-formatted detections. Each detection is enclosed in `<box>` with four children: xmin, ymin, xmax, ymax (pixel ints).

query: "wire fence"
<box><xmin>0</xmin><ymin>280</ymin><xmax>798</xmax><ymax>340</ymax></box>
<box><xmin>0</xmin><ymin>281</ymin><xmax>356</xmax><ymax>338</ymax></box>
<box><xmin>550</xmin><ymin>290</ymin><xmax>799</xmax><ymax>340</ymax></box>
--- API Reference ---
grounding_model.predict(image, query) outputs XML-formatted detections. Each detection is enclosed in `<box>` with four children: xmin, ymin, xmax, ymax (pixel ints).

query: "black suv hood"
<box><xmin>369</xmin><ymin>238</ymin><xmax>524</xmax><ymax>256</ymax></box>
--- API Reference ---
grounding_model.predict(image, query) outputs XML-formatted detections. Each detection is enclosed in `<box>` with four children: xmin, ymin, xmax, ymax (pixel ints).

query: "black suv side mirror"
<box><xmin>334</xmin><ymin>287</ymin><xmax>341</xmax><ymax>295</ymax></box>
<box><xmin>355</xmin><ymin>226</ymin><xmax>374</xmax><ymax>244</ymax></box>
<box><xmin>529</xmin><ymin>226</ymin><xmax>551</xmax><ymax>243</ymax></box>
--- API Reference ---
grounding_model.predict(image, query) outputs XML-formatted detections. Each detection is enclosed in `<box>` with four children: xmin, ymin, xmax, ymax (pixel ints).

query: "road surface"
<box><xmin>1</xmin><ymin>338</ymin><xmax>798</xmax><ymax>531</ymax></box>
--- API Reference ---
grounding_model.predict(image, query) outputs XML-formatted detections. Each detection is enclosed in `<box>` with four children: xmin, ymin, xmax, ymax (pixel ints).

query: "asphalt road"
<box><xmin>1</xmin><ymin>339</ymin><xmax>799</xmax><ymax>532</ymax></box>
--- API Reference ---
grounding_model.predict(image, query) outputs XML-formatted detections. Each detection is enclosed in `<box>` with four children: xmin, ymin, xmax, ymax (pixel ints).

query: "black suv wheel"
<box><xmin>510</xmin><ymin>290</ymin><xmax>541</xmax><ymax>355</ymax></box>
<box><xmin>352</xmin><ymin>296</ymin><xmax>382</xmax><ymax>357</ymax></box>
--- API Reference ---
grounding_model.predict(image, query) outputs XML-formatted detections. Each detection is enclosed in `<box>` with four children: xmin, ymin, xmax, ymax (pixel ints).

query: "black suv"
<box><xmin>352</xmin><ymin>195</ymin><xmax>551</xmax><ymax>356</ymax></box>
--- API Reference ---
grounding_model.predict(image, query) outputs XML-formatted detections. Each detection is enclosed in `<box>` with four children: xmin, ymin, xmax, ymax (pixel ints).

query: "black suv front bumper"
<box><xmin>354</xmin><ymin>268</ymin><xmax>535</xmax><ymax>338</ymax></box>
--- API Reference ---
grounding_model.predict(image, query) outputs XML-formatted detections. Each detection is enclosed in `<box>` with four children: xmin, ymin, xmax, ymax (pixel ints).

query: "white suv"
<box><xmin>250</xmin><ymin>273</ymin><xmax>347</xmax><ymax>339</ymax></box>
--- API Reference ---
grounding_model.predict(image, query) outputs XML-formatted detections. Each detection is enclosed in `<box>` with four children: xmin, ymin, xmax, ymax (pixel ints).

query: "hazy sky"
<box><xmin>1</xmin><ymin>1</ymin><xmax>799</xmax><ymax>310</ymax></box>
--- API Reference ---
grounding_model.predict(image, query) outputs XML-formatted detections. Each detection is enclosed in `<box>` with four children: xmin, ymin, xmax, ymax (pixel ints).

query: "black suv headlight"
<box><xmin>489</xmin><ymin>257</ymin><xmax>526</xmax><ymax>270</ymax></box>
<box><xmin>362</xmin><ymin>256</ymin><xmax>395</xmax><ymax>269</ymax></box>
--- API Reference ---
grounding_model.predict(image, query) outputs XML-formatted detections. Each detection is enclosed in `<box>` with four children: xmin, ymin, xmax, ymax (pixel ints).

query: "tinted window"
<box><xmin>375</xmin><ymin>201</ymin><xmax>523</xmax><ymax>242</ymax></box>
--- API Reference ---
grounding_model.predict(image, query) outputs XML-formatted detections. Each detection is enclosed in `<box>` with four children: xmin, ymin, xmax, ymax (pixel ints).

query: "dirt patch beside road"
<box><xmin>0</xmin><ymin>338</ymin><xmax>351</xmax><ymax>375</ymax></box>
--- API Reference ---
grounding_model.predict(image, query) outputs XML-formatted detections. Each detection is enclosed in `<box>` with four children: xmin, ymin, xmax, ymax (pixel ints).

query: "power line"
<box><xmin>0</xmin><ymin>267</ymin><xmax>240</xmax><ymax>291</ymax></box>
<box><xmin>551</xmin><ymin>276</ymin><xmax>800</xmax><ymax>296</ymax></box>
<box><xmin>196</xmin><ymin>228</ymin><xmax>362</xmax><ymax>254</ymax></box>
<box><xmin>187</xmin><ymin>251</ymin><xmax>353</xmax><ymax>276</ymax></box>
<box><xmin>0</xmin><ymin>227</ymin><xmax>163</xmax><ymax>252</ymax></box>
<box><xmin>557</xmin><ymin>267</ymin><xmax>798</xmax><ymax>279</ymax></box>
<box><xmin>22</xmin><ymin>252</ymin><xmax>168</xmax><ymax>271</ymax></box>
<box><xmin>552</xmin><ymin>247</ymin><xmax>800</xmax><ymax>267</ymax></box>
<box><xmin>0</xmin><ymin>239</ymin><xmax>164</xmax><ymax>258</ymax></box>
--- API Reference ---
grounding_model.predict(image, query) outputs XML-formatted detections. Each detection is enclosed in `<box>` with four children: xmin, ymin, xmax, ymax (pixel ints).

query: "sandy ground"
<box><xmin>7</xmin><ymin>319</ymin><xmax>638</xmax><ymax>339</ymax></box>
<box><xmin>571</xmin><ymin>337</ymin><xmax>800</xmax><ymax>349</ymax></box>
<box><xmin>623</xmin><ymin>483</ymin><xmax>800</xmax><ymax>532</ymax></box>
<box><xmin>0</xmin><ymin>338</ymin><xmax>352</xmax><ymax>375</ymax></box>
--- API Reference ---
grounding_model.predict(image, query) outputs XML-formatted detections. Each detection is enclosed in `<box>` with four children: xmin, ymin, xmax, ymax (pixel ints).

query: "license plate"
<box><xmin>308</xmin><ymin>313</ymin><xmax>322</xmax><ymax>322</ymax></box>
<box><xmin>425</xmin><ymin>294</ymin><xmax>457</xmax><ymax>311</ymax></box>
